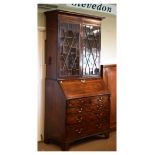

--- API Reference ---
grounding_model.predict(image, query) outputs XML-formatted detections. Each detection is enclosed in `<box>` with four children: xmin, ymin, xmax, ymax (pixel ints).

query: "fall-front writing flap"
<box><xmin>59</xmin><ymin>79</ymin><xmax>110</xmax><ymax>99</ymax></box>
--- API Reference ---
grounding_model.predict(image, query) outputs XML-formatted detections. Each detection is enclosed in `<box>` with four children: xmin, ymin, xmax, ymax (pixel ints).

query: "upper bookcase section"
<box><xmin>45</xmin><ymin>10</ymin><xmax>104</xmax><ymax>79</ymax></box>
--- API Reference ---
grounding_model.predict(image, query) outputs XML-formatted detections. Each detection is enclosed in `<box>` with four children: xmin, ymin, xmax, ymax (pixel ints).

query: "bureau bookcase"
<box><xmin>44</xmin><ymin>10</ymin><xmax>111</xmax><ymax>150</ymax></box>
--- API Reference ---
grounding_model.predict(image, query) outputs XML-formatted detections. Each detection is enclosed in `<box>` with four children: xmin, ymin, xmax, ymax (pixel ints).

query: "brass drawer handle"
<box><xmin>96</xmin><ymin>113</ymin><xmax>102</xmax><ymax>117</ymax></box>
<box><xmin>97</xmin><ymin>103</ymin><xmax>103</xmax><ymax>108</ymax></box>
<box><xmin>81</xmin><ymin>79</ymin><xmax>86</xmax><ymax>83</ymax></box>
<box><xmin>96</xmin><ymin>124</ymin><xmax>102</xmax><ymax>129</ymax></box>
<box><xmin>76</xmin><ymin>116</ymin><xmax>83</xmax><ymax>122</ymax></box>
<box><xmin>98</xmin><ymin>96</ymin><xmax>103</xmax><ymax>100</ymax></box>
<box><xmin>75</xmin><ymin>128</ymin><xmax>83</xmax><ymax>134</ymax></box>
<box><xmin>78</xmin><ymin>107</ymin><xmax>83</xmax><ymax>113</ymax></box>
<box><xmin>97</xmin><ymin>104</ymin><xmax>103</xmax><ymax>108</ymax></box>
<box><xmin>98</xmin><ymin>99</ymin><xmax>102</xmax><ymax>102</ymax></box>
<box><xmin>80</xmin><ymin>100</ymin><xmax>84</xmax><ymax>103</ymax></box>
<box><xmin>98</xmin><ymin>107</ymin><xmax>103</xmax><ymax>111</ymax></box>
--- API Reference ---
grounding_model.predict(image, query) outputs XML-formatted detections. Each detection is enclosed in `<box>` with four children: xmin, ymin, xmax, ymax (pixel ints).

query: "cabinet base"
<box><xmin>61</xmin><ymin>143</ymin><xmax>70</xmax><ymax>151</ymax></box>
<box><xmin>45</xmin><ymin>132</ymin><xmax>110</xmax><ymax>151</ymax></box>
<box><xmin>97</xmin><ymin>132</ymin><xmax>110</xmax><ymax>139</ymax></box>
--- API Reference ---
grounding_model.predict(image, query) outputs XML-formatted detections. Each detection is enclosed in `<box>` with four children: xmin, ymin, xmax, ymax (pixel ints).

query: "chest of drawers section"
<box><xmin>66</xmin><ymin>95</ymin><xmax>110</xmax><ymax>141</ymax></box>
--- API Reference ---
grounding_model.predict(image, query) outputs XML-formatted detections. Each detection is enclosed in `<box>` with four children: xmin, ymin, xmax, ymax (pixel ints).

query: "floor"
<box><xmin>38</xmin><ymin>131</ymin><xmax>116</xmax><ymax>151</ymax></box>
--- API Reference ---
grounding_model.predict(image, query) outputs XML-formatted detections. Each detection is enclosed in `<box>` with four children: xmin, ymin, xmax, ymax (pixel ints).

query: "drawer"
<box><xmin>67</xmin><ymin>106</ymin><xmax>84</xmax><ymax>114</ymax></box>
<box><xmin>90</xmin><ymin>104</ymin><xmax>110</xmax><ymax>113</ymax></box>
<box><xmin>67</xmin><ymin>113</ymin><xmax>96</xmax><ymax>124</ymax></box>
<box><xmin>67</xmin><ymin>95</ymin><xmax>109</xmax><ymax>113</ymax></box>
<box><xmin>66</xmin><ymin>112</ymin><xmax>109</xmax><ymax>125</ymax></box>
<box><xmin>91</xmin><ymin>95</ymin><xmax>109</xmax><ymax>107</ymax></box>
<box><xmin>66</xmin><ymin>125</ymin><xmax>86</xmax><ymax>139</ymax></box>
<box><xmin>67</xmin><ymin>105</ymin><xmax>95</xmax><ymax>114</ymax></box>
<box><xmin>66</xmin><ymin>121</ymin><xmax>109</xmax><ymax>140</ymax></box>
<box><xmin>67</xmin><ymin>98</ymin><xmax>90</xmax><ymax>108</ymax></box>
<box><xmin>67</xmin><ymin>100</ymin><xmax>110</xmax><ymax>114</ymax></box>
<box><xmin>91</xmin><ymin>95</ymin><xmax>110</xmax><ymax>112</ymax></box>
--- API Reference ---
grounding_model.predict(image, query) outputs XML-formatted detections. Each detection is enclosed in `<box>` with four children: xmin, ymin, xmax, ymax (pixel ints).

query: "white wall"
<box><xmin>38</xmin><ymin>27</ymin><xmax>46</xmax><ymax>141</ymax></box>
<box><xmin>37</xmin><ymin>9</ymin><xmax>116</xmax><ymax>141</ymax></box>
<box><xmin>101</xmin><ymin>16</ymin><xmax>116</xmax><ymax>65</ymax></box>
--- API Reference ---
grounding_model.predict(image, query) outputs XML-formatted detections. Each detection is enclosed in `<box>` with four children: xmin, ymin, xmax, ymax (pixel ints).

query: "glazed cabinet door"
<box><xmin>58</xmin><ymin>15</ymin><xmax>81</xmax><ymax>78</ymax></box>
<box><xmin>81</xmin><ymin>24</ymin><xmax>101</xmax><ymax>77</ymax></box>
<box><xmin>58</xmin><ymin>14</ymin><xmax>101</xmax><ymax>78</ymax></box>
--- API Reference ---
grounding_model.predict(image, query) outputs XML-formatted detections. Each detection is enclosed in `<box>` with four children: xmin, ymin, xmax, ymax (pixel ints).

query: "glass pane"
<box><xmin>82</xmin><ymin>25</ymin><xmax>101</xmax><ymax>76</ymax></box>
<box><xmin>59</xmin><ymin>23</ymin><xmax>80</xmax><ymax>77</ymax></box>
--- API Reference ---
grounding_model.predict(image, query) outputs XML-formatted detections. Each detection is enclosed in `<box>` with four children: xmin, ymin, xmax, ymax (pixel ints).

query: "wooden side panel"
<box><xmin>45</xmin><ymin>11</ymin><xmax>58</xmax><ymax>30</ymax></box>
<box><xmin>45</xmin><ymin>12</ymin><xmax>58</xmax><ymax>79</ymax></box>
<box><xmin>102</xmin><ymin>64</ymin><xmax>116</xmax><ymax>131</ymax></box>
<box><xmin>44</xmin><ymin>79</ymin><xmax>66</xmax><ymax>142</ymax></box>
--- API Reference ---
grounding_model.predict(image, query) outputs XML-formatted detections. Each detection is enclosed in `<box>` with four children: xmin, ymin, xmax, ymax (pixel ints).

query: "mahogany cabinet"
<box><xmin>44</xmin><ymin>10</ymin><xmax>110</xmax><ymax>150</ymax></box>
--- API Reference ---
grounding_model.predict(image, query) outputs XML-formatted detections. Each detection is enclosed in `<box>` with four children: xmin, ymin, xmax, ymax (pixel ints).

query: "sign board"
<box><xmin>66</xmin><ymin>4</ymin><xmax>116</xmax><ymax>16</ymax></box>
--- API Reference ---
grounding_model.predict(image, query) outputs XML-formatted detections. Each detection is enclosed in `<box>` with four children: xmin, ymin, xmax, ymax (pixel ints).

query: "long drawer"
<box><xmin>67</xmin><ymin>95</ymin><xmax>109</xmax><ymax>113</ymax></box>
<box><xmin>66</xmin><ymin>111</ymin><xmax>109</xmax><ymax>125</ymax></box>
<box><xmin>66</xmin><ymin>121</ymin><xmax>109</xmax><ymax>140</ymax></box>
<box><xmin>67</xmin><ymin>104</ymin><xmax>109</xmax><ymax>114</ymax></box>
